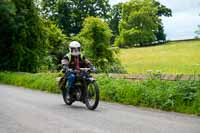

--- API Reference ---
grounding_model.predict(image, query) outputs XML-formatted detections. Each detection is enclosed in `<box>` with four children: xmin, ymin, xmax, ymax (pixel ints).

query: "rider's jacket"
<box><xmin>63</xmin><ymin>52</ymin><xmax>90</xmax><ymax>69</ymax></box>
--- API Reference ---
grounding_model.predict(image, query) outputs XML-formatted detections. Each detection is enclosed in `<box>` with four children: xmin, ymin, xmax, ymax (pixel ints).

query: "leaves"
<box><xmin>41</xmin><ymin>0</ymin><xmax>111</xmax><ymax>36</ymax></box>
<box><xmin>75</xmin><ymin>16</ymin><xmax>115</xmax><ymax>70</ymax></box>
<box><xmin>0</xmin><ymin>0</ymin><xmax>48</xmax><ymax>72</ymax></box>
<box><xmin>115</xmin><ymin>0</ymin><xmax>158</xmax><ymax>47</ymax></box>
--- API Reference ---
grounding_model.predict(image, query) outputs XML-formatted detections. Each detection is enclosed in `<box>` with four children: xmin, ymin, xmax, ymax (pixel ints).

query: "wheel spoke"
<box><xmin>87</xmin><ymin>83</ymin><xmax>96</xmax><ymax>105</ymax></box>
<box><xmin>85</xmin><ymin>81</ymin><xmax>99</xmax><ymax>110</ymax></box>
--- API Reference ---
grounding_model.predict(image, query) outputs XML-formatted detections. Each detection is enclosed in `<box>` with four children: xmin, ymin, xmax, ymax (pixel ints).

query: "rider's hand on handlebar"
<box><xmin>91</xmin><ymin>66</ymin><xmax>96</xmax><ymax>73</ymax></box>
<box><xmin>74</xmin><ymin>69</ymin><xmax>80</xmax><ymax>73</ymax></box>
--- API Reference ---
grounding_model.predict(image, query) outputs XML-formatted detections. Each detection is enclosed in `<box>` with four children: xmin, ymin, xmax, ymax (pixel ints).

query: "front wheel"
<box><xmin>62</xmin><ymin>88</ymin><xmax>74</xmax><ymax>105</ymax></box>
<box><xmin>85</xmin><ymin>81</ymin><xmax>99</xmax><ymax>110</ymax></box>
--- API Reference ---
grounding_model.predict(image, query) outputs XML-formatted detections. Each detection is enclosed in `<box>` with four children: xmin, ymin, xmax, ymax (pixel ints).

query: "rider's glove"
<box><xmin>91</xmin><ymin>66</ymin><xmax>96</xmax><ymax>72</ymax></box>
<box><xmin>62</xmin><ymin>65</ymin><xmax>69</xmax><ymax>73</ymax></box>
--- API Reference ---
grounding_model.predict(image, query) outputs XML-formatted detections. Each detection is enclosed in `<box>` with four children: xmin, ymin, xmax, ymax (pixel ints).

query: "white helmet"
<box><xmin>69</xmin><ymin>41</ymin><xmax>81</xmax><ymax>56</ymax></box>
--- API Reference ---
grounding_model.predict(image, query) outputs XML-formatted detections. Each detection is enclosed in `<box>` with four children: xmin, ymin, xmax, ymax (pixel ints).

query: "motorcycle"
<box><xmin>58</xmin><ymin>68</ymin><xmax>99</xmax><ymax>110</ymax></box>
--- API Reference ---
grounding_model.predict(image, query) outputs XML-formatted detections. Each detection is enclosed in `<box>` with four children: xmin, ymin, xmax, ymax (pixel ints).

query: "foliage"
<box><xmin>155</xmin><ymin>24</ymin><xmax>166</xmax><ymax>41</ymax></box>
<box><xmin>41</xmin><ymin>0</ymin><xmax>111</xmax><ymax>36</ymax></box>
<box><xmin>0</xmin><ymin>0</ymin><xmax>49</xmax><ymax>72</ymax></box>
<box><xmin>195</xmin><ymin>25</ymin><xmax>200</xmax><ymax>38</ymax></box>
<box><xmin>0</xmin><ymin>0</ymin><xmax>16</xmax><ymax>70</ymax></box>
<box><xmin>0</xmin><ymin>72</ymin><xmax>200</xmax><ymax>115</ymax></box>
<box><xmin>42</xmin><ymin>20</ymin><xmax>69</xmax><ymax>70</ymax></box>
<box><xmin>0</xmin><ymin>0</ymin><xmax>70</xmax><ymax>72</ymax></box>
<box><xmin>154</xmin><ymin>1</ymin><xmax>172</xmax><ymax>41</ymax></box>
<box><xmin>98</xmin><ymin>56</ymin><xmax>127</xmax><ymax>74</ymax></box>
<box><xmin>75</xmin><ymin>17</ymin><xmax>116</xmax><ymax>71</ymax></box>
<box><xmin>115</xmin><ymin>0</ymin><xmax>159</xmax><ymax>47</ymax></box>
<box><xmin>0</xmin><ymin>0</ymin><xmax>172</xmax><ymax>73</ymax></box>
<box><xmin>98</xmin><ymin>76</ymin><xmax>200</xmax><ymax>115</ymax></box>
<box><xmin>0</xmin><ymin>72</ymin><xmax>59</xmax><ymax>93</ymax></box>
<box><xmin>108</xmin><ymin>3</ymin><xmax>123</xmax><ymax>44</ymax></box>
<box><xmin>41</xmin><ymin>0</ymin><xmax>58</xmax><ymax>20</ymax></box>
<box><xmin>113</xmin><ymin>0</ymin><xmax>172</xmax><ymax>47</ymax></box>
<box><xmin>119</xmin><ymin>40</ymin><xmax>200</xmax><ymax>74</ymax></box>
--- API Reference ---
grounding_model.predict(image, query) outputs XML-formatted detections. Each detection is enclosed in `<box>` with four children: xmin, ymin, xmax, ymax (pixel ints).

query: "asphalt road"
<box><xmin>0</xmin><ymin>84</ymin><xmax>200</xmax><ymax>133</ymax></box>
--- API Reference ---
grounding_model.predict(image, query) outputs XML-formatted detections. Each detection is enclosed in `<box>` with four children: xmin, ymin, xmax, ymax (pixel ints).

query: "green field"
<box><xmin>119</xmin><ymin>40</ymin><xmax>200</xmax><ymax>74</ymax></box>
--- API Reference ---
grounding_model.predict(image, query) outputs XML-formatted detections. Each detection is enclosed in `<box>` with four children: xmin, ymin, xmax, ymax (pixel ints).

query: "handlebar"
<box><xmin>67</xmin><ymin>68</ymin><xmax>95</xmax><ymax>73</ymax></box>
<box><xmin>80</xmin><ymin>68</ymin><xmax>91</xmax><ymax>71</ymax></box>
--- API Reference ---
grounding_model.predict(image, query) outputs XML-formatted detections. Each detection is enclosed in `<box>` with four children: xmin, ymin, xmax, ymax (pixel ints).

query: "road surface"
<box><xmin>0</xmin><ymin>84</ymin><xmax>200</xmax><ymax>133</ymax></box>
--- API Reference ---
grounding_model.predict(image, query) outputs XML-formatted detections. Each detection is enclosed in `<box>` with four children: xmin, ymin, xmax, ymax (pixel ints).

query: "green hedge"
<box><xmin>0</xmin><ymin>72</ymin><xmax>60</xmax><ymax>93</ymax></box>
<box><xmin>0</xmin><ymin>72</ymin><xmax>200</xmax><ymax>115</ymax></box>
<box><xmin>98</xmin><ymin>76</ymin><xmax>200</xmax><ymax>115</ymax></box>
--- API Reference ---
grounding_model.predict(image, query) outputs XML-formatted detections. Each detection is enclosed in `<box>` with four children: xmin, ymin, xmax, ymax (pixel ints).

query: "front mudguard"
<box><xmin>87</xmin><ymin>77</ymin><xmax>96</xmax><ymax>82</ymax></box>
<box><xmin>57</xmin><ymin>77</ymin><xmax>66</xmax><ymax>90</ymax></box>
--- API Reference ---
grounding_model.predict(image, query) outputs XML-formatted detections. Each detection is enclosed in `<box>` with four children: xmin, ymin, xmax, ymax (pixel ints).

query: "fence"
<box><xmin>107</xmin><ymin>73</ymin><xmax>200</xmax><ymax>81</ymax></box>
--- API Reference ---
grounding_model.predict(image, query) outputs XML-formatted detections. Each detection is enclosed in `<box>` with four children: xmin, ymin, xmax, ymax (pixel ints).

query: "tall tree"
<box><xmin>195</xmin><ymin>14</ymin><xmax>200</xmax><ymax>38</ymax></box>
<box><xmin>110</xmin><ymin>0</ymin><xmax>171</xmax><ymax>44</ymax></box>
<box><xmin>0</xmin><ymin>0</ymin><xmax>49</xmax><ymax>72</ymax></box>
<box><xmin>109</xmin><ymin>3</ymin><xmax>122</xmax><ymax>44</ymax></box>
<box><xmin>41</xmin><ymin>0</ymin><xmax>111</xmax><ymax>36</ymax></box>
<box><xmin>41</xmin><ymin>0</ymin><xmax>58</xmax><ymax>20</ymax></box>
<box><xmin>13</xmin><ymin>0</ymin><xmax>50</xmax><ymax>72</ymax></box>
<box><xmin>0</xmin><ymin>0</ymin><xmax>16</xmax><ymax>70</ymax></box>
<box><xmin>195</xmin><ymin>25</ymin><xmax>200</xmax><ymax>37</ymax></box>
<box><xmin>115</xmin><ymin>0</ymin><xmax>159</xmax><ymax>47</ymax></box>
<box><xmin>154</xmin><ymin>1</ymin><xmax>172</xmax><ymax>41</ymax></box>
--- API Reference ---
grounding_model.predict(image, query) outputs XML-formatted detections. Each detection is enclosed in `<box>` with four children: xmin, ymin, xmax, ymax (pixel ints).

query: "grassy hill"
<box><xmin>119</xmin><ymin>40</ymin><xmax>200</xmax><ymax>74</ymax></box>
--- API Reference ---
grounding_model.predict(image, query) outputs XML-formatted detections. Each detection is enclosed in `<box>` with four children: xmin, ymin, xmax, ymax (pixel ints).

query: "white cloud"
<box><xmin>162</xmin><ymin>12</ymin><xmax>200</xmax><ymax>40</ymax></box>
<box><xmin>158</xmin><ymin>0</ymin><xmax>200</xmax><ymax>13</ymax></box>
<box><xmin>159</xmin><ymin>0</ymin><xmax>200</xmax><ymax>40</ymax></box>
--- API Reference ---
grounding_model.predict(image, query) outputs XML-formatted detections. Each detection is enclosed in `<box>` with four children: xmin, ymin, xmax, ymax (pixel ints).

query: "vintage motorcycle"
<box><xmin>58</xmin><ymin>68</ymin><xmax>99</xmax><ymax>110</ymax></box>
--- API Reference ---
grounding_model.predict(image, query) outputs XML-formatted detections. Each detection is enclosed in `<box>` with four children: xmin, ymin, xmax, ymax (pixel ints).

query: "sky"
<box><xmin>109</xmin><ymin>0</ymin><xmax>200</xmax><ymax>40</ymax></box>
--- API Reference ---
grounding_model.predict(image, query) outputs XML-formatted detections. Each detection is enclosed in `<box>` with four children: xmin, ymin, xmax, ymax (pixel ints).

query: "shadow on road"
<box><xmin>58</xmin><ymin>103</ymin><xmax>102</xmax><ymax>112</ymax></box>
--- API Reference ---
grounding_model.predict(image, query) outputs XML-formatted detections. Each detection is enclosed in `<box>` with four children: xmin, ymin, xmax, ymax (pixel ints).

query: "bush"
<box><xmin>98</xmin><ymin>76</ymin><xmax>200</xmax><ymax>115</ymax></box>
<box><xmin>42</xmin><ymin>20</ymin><xmax>69</xmax><ymax>71</ymax></box>
<box><xmin>0</xmin><ymin>72</ymin><xmax>60</xmax><ymax>93</ymax></box>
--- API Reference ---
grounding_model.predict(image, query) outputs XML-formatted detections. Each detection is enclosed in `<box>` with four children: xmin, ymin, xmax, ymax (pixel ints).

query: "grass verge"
<box><xmin>0</xmin><ymin>72</ymin><xmax>60</xmax><ymax>93</ymax></box>
<box><xmin>0</xmin><ymin>72</ymin><xmax>200</xmax><ymax>115</ymax></box>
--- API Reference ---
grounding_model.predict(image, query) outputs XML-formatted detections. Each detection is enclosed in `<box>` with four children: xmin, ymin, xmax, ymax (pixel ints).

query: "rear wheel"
<box><xmin>85</xmin><ymin>81</ymin><xmax>99</xmax><ymax>110</ymax></box>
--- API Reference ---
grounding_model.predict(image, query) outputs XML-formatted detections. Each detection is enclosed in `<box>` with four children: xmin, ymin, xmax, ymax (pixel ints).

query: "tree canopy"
<box><xmin>0</xmin><ymin>0</ymin><xmax>69</xmax><ymax>72</ymax></box>
<box><xmin>195</xmin><ymin>14</ymin><xmax>200</xmax><ymax>38</ymax></box>
<box><xmin>109</xmin><ymin>0</ymin><xmax>171</xmax><ymax>45</ymax></box>
<box><xmin>109</xmin><ymin>3</ymin><xmax>123</xmax><ymax>43</ymax></box>
<box><xmin>75</xmin><ymin>17</ymin><xmax>114</xmax><ymax>69</ymax></box>
<box><xmin>154</xmin><ymin>1</ymin><xmax>172</xmax><ymax>41</ymax></box>
<box><xmin>0</xmin><ymin>0</ymin><xmax>49</xmax><ymax>72</ymax></box>
<box><xmin>42</xmin><ymin>0</ymin><xmax>111</xmax><ymax>36</ymax></box>
<box><xmin>196</xmin><ymin>25</ymin><xmax>200</xmax><ymax>37</ymax></box>
<box><xmin>115</xmin><ymin>0</ymin><xmax>159</xmax><ymax>47</ymax></box>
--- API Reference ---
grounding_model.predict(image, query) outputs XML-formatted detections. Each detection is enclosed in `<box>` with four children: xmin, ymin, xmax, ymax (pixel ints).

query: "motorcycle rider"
<box><xmin>61</xmin><ymin>41</ymin><xmax>95</xmax><ymax>99</ymax></box>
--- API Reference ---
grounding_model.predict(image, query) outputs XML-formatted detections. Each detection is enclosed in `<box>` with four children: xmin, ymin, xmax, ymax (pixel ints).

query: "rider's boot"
<box><xmin>66</xmin><ymin>87</ymin><xmax>71</xmax><ymax>100</ymax></box>
<box><xmin>66</xmin><ymin>93</ymin><xmax>70</xmax><ymax>100</ymax></box>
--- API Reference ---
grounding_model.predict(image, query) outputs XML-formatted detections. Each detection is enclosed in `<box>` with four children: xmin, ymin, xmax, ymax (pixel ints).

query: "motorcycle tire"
<box><xmin>84</xmin><ymin>81</ymin><xmax>99</xmax><ymax>110</ymax></box>
<box><xmin>62</xmin><ymin>88</ymin><xmax>74</xmax><ymax>105</ymax></box>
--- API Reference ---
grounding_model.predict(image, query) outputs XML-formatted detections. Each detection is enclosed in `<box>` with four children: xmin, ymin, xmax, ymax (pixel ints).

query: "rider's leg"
<box><xmin>67</xmin><ymin>72</ymin><xmax>75</xmax><ymax>97</ymax></box>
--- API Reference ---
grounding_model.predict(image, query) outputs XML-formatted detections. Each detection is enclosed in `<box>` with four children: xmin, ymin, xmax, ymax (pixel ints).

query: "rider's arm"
<box><xmin>83</xmin><ymin>58</ymin><xmax>96</xmax><ymax>72</ymax></box>
<box><xmin>61</xmin><ymin>55</ymin><xmax>69</xmax><ymax>73</ymax></box>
